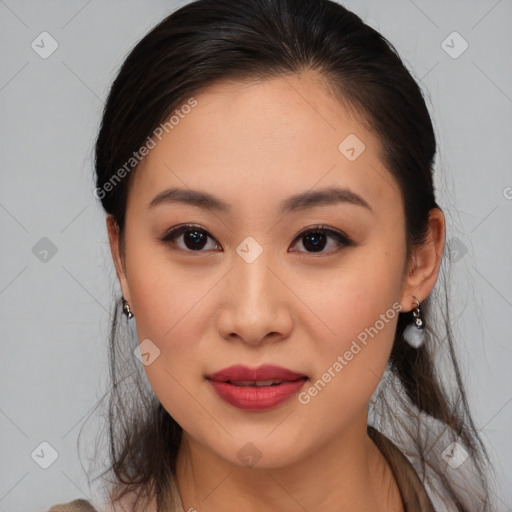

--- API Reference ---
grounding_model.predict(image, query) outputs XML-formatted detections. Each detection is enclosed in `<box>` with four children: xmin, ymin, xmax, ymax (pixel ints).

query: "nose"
<box><xmin>216</xmin><ymin>246</ymin><xmax>293</xmax><ymax>346</ymax></box>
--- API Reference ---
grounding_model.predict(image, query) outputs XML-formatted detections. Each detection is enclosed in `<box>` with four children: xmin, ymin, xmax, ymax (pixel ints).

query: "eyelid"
<box><xmin>291</xmin><ymin>224</ymin><xmax>351</xmax><ymax>244</ymax></box>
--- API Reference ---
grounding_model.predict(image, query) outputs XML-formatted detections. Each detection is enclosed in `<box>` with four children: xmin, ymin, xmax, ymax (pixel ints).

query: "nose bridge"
<box><xmin>234</xmin><ymin>238</ymin><xmax>278</xmax><ymax>316</ymax></box>
<box><xmin>217</xmin><ymin>237</ymin><xmax>291</xmax><ymax>343</ymax></box>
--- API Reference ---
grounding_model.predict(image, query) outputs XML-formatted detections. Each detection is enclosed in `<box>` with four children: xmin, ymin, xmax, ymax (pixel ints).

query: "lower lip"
<box><xmin>208</xmin><ymin>378</ymin><xmax>308</xmax><ymax>411</ymax></box>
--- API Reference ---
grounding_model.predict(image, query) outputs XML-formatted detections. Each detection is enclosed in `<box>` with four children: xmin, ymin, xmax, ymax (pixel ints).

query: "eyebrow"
<box><xmin>148</xmin><ymin>186</ymin><xmax>373</xmax><ymax>214</ymax></box>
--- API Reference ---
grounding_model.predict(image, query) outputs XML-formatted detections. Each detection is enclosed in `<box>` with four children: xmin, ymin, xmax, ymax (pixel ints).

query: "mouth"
<box><xmin>206</xmin><ymin>364</ymin><xmax>308</xmax><ymax>384</ymax></box>
<box><xmin>205</xmin><ymin>365</ymin><xmax>308</xmax><ymax>410</ymax></box>
<box><xmin>209</xmin><ymin>377</ymin><xmax>308</xmax><ymax>388</ymax></box>
<box><xmin>220</xmin><ymin>379</ymin><xmax>302</xmax><ymax>387</ymax></box>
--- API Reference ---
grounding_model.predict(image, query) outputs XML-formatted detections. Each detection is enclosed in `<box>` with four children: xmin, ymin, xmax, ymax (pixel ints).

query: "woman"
<box><xmin>49</xmin><ymin>0</ymin><xmax>497</xmax><ymax>510</ymax></box>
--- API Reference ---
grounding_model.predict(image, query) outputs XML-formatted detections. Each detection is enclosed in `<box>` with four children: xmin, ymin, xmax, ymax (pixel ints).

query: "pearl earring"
<box><xmin>403</xmin><ymin>297</ymin><xmax>425</xmax><ymax>348</ymax></box>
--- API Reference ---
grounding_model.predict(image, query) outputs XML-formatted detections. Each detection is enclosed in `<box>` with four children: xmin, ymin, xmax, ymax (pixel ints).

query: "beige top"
<box><xmin>46</xmin><ymin>475</ymin><xmax>184</xmax><ymax>512</ymax></box>
<box><xmin>47</xmin><ymin>478</ymin><xmax>185</xmax><ymax>512</ymax></box>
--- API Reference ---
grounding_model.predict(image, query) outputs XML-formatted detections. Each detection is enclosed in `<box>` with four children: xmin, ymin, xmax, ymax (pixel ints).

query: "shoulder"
<box><xmin>46</xmin><ymin>499</ymin><xmax>99</xmax><ymax>512</ymax></box>
<box><xmin>46</xmin><ymin>492</ymin><xmax>162</xmax><ymax>512</ymax></box>
<box><xmin>383</xmin><ymin>412</ymin><xmax>489</xmax><ymax>511</ymax></box>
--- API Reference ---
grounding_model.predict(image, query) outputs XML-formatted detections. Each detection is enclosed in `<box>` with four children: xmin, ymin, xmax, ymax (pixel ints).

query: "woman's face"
<box><xmin>109</xmin><ymin>72</ymin><xmax>419</xmax><ymax>468</ymax></box>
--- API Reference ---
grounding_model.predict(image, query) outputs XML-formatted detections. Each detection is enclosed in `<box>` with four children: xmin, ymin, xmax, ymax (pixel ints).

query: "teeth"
<box><xmin>228</xmin><ymin>379</ymin><xmax>283</xmax><ymax>387</ymax></box>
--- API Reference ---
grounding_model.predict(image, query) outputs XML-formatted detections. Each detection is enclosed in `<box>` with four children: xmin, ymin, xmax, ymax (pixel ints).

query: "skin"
<box><xmin>107</xmin><ymin>71</ymin><xmax>445</xmax><ymax>512</ymax></box>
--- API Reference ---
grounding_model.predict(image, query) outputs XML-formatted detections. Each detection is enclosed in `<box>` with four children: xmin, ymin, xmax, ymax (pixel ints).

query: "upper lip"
<box><xmin>206</xmin><ymin>364</ymin><xmax>307</xmax><ymax>382</ymax></box>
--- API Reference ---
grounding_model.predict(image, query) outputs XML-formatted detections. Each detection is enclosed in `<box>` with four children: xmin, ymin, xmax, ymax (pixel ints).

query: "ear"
<box><xmin>106</xmin><ymin>214</ymin><xmax>131</xmax><ymax>304</ymax></box>
<box><xmin>399</xmin><ymin>208</ymin><xmax>445</xmax><ymax>312</ymax></box>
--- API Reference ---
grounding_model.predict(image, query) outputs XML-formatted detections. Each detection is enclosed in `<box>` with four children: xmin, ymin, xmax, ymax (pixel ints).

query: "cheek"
<box><xmin>129</xmin><ymin>270</ymin><xmax>210</xmax><ymax>378</ymax></box>
<box><xmin>315</xmin><ymin>246</ymin><xmax>404</xmax><ymax>340</ymax></box>
<box><xmin>128</xmin><ymin>269</ymin><xmax>209</xmax><ymax>430</ymax></box>
<box><xmin>300</xmin><ymin>293</ymin><xmax>400</xmax><ymax>421</ymax></box>
<box><xmin>124</xmin><ymin>233</ymin><xmax>212</xmax><ymax>341</ymax></box>
<box><xmin>122</xmin><ymin>245</ymin><xmax>213</xmax><ymax>411</ymax></box>
<box><xmin>303</xmin><ymin>246</ymin><xmax>404</xmax><ymax>402</ymax></box>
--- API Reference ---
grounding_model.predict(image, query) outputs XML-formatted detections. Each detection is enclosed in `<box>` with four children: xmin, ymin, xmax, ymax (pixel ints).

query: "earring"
<box><xmin>122</xmin><ymin>297</ymin><xmax>134</xmax><ymax>319</ymax></box>
<box><xmin>403</xmin><ymin>297</ymin><xmax>425</xmax><ymax>348</ymax></box>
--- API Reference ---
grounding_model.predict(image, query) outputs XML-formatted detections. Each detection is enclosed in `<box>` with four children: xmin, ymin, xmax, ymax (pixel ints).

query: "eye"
<box><xmin>159</xmin><ymin>224</ymin><xmax>220</xmax><ymax>252</ymax></box>
<box><xmin>289</xmin><ymin>224</ymin><xmax>353</xmax><ymax>254</ymax></box>
<box><xmin>159</xmin><ymin>223</ymin><xmax>353</xmax><ymax>254</ymax></box>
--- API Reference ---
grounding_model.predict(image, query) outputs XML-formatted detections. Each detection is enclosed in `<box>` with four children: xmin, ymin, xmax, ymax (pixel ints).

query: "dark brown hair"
<box><xmin>88</xmin><ymin>0</ymin><xmax>497</xmax><ymax>510</ymax></box>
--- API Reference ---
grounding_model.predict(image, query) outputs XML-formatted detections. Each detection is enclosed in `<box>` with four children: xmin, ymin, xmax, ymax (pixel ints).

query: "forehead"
<box><xmin>128</xmin><ymin>73</ymin><xmax>401</xmax><ymax>217</ymax></box>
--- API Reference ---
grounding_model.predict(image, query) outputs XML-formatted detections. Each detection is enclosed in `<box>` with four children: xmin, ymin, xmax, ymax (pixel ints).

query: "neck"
<box><xmin>174</xmin><ymin>414</ymin><xmax>404</xmax><ymax>512</ymax></box>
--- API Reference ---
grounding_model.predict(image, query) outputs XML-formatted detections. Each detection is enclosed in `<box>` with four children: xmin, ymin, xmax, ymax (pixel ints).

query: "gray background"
<box><xmin>1</xmin><ymin>1</ymin><xmax>511</xmax><ymax>511</ymax></box>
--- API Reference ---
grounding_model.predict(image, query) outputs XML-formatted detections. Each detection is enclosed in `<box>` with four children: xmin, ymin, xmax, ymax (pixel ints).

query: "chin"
<box><xmin>211</xmin><ymin>431</ymin><xmax>311</xmax><ymax>470</ymax></box>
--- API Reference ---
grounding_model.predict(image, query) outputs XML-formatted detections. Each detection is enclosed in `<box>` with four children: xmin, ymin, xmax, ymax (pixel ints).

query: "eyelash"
<box><xmin>158</xmin><ymin>223</ymin><xmax>354</xmax><ymax>255</ymax></box>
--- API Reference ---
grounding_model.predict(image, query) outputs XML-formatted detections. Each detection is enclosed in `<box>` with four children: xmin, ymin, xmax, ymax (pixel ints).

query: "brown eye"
<box><xmin>290</xmin><ymin>225</ymin><xmax>353</xmax><ymax>254</ymax></box>
<box><xmin>159</xmin><ymin>223</ymin><xmax>352</xmax><ymax>255</ymax></box>
<box><xmin>159</xmin><ymin>225</ymin><xmax>220</xmax><ymax>252</ymax></box>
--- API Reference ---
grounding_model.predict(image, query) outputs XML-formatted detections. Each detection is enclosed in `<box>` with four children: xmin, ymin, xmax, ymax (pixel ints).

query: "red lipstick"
<box><xmin>206</xmin><ymin>364</ymin><xmax>308</xmax><ymax>411</ymax></box>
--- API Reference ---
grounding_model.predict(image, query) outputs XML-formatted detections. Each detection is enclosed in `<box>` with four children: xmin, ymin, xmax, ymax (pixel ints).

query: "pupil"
<box><xmin>185</xmin><ymin>230</ymin><xmax>207</xmax><ymax>250</ymax></box>
<box><xmin>304</xmin><ymin>232</ymin><xmax>326</xmax><ymax>252</ymax></box>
